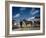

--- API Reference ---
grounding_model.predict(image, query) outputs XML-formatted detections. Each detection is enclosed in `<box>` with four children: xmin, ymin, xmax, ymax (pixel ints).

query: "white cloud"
<box><xmin>27</xmin><ymin>16</ymin><xmax>35</xmax><ymax>21</ymax></box>
<box><xmin>13</xmin><ymin>13</ymin><xmax>20</xmax><ymax>18</ymax></box>
<box><xmin>20</xmin><ymin>7</ymin><xmax>26</xmax><ymax>11</ymax></box>
<box><xmin>32</xmin><ymin>8</ymin><xmax>35</xmax><ymax>12</ymax></box>
<box><xmin>30</xmin><ymin>8</ymin><xmax>39</xmax><ymax>15</ymax></box>
<box><xmin>32</xmin><ymin>10</ymin><xmax>39</xmax><ymax>15</ymax></box>
<box><xmin>30</xmin><ymin>8</ymin><xmax>35</xmax><ymax>15</ymax></box>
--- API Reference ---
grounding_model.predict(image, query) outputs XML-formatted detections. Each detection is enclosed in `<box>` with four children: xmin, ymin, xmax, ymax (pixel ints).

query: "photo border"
<box><xmin>10</xmin><ymin>3</ymin><xmax>43</xmax><ymax>34</ymax></box>
<box><xmin>5</xmin><ymin>1</ymin><xmax>45</xmax><ymax>37</ymax></box>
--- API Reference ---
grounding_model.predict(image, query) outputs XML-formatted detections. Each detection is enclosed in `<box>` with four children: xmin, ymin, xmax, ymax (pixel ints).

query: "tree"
<box><xmin>20</xmin><ymin>21</ymin><xmax>22</xmax><ymax>28</ymax></box>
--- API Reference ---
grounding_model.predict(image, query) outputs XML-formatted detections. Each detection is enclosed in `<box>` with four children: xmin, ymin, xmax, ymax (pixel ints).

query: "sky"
<box><xmin>12</xmin><ymin>7</ymin><xmax>40</xmax><ymax>22</ymax></box>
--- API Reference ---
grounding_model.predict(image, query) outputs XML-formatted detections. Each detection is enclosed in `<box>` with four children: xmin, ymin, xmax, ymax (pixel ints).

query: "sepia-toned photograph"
<box><xmin>12</xmin><ymin>7</ymin><xmax>40</xmax><ymax>31</ymax></box>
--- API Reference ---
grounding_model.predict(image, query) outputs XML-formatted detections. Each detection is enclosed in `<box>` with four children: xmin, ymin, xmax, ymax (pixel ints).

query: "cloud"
<box><xmin>30</xmin><ymin>8</ymin><xmax>35</xmax><ymax>15</ymax></box>
<box><xmin>20</xmin><ymin>7</ymin><xmax>26</xmax><ymax>11</ymax></box>
<box><xmin>32</xmin><ymin>8</ymin><xmax>35</xmax><ymax>12</ymax></box>
<box><xmin>13</xmin><ymin>13</ymin><xmax>20</xmax><ymax>18</ymax></box>
<box><xmin>32</xmin><ymin>10</ymin><xmax>39</xmax><ymax>15</ymax></box>
<box><xmin>27</xmin><ymin>16</ymin><xmax>35</xmax><ymax>21</ymax></box>
<box><xmin>30</xmin><ymin>8</ymin><xmax>39</xmax><ymax>15</ymax></box>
